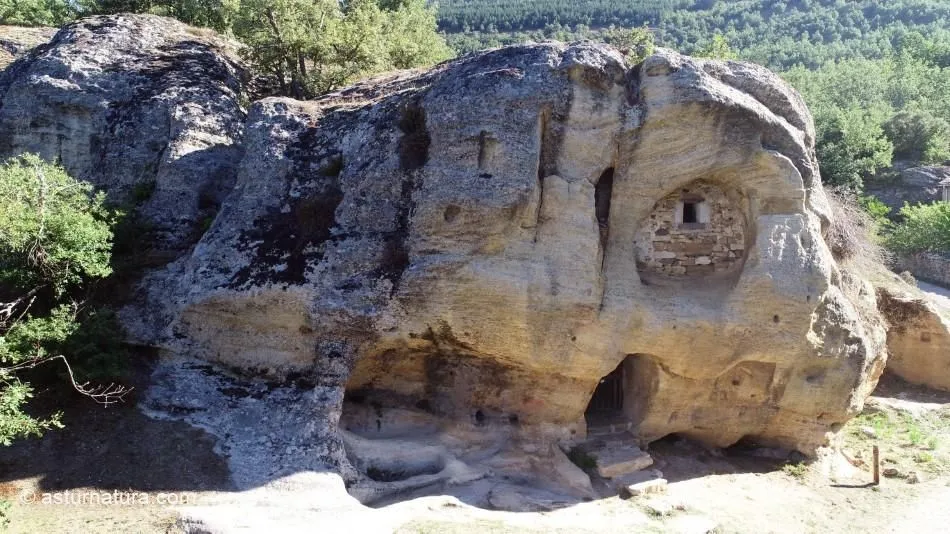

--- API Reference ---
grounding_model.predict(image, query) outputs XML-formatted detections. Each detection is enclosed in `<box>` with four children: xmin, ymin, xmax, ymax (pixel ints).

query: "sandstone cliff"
<box><xmin>0</xmin><ymin>16</ymin><xmax>891</xmax><ymax>474</ymax></box>
<box><xmin>876</xmin><ymin>276</ymin><xmax>950</xmax><ymax>392</ymax></box>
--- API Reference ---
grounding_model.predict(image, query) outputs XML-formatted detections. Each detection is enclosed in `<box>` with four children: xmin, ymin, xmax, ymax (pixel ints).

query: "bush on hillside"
<box><xmin>825</xmin><ymin>189</ymin><xmax>891</xmax><ymax>266</ymax></box>
<box><xmin>886</xmin><ymin>202</ymin><xmax>950</xmax><ymax>255</ymax></box>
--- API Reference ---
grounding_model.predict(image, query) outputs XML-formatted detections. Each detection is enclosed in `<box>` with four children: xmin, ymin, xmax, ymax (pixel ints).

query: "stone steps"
<box><xmin>584</xmin><ymin>437</ymin><xmax>654</xmax><ymax>479</ymax></box>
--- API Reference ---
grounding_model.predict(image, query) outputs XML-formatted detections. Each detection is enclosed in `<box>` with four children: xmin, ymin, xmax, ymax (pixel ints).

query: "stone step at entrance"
<box><xmin>586</xmin><ymin>420</ymin><xmax>635</xmax><ymax>438</ymax></box>
<box><xmin>584</xmin><ymin>438</ymin><xmax>654</xmax><ymax>479</ymax></box>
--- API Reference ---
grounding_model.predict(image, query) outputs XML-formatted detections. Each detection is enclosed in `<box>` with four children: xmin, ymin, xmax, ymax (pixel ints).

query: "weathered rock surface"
<box><xmin>0</xmin><ymin>15</ymin><xmax>247</xmax><ymax>250</ymax></box>
<box><xmin>876</xmin><ymin>276</ymin><xmax>950</xmax><ymax>391</ymax></box>
<box><xmin>0</xmin><ymin>16</ymin><xmax>890</xmax><ymax>483</ymax></box>
<box><xmin>128</xmin><ymin>38</ymin><xmax>886</xmax><ymax>457</ymax></box>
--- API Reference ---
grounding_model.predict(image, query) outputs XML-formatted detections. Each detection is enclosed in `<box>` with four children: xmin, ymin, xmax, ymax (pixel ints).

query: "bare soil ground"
<box><xmin>1</xmin><ymin>365</ymin><xmax>949</xmax><ymax>533</ymax></box>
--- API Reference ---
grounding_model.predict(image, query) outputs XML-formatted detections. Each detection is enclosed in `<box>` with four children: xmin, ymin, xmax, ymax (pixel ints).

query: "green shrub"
<box><xmin>0</xmin><ymin>0</ymin><xmax>77</xmax><ymax>26</ymax></box>
<box><xmin>567</xmin><ymin>447</ymin><xmax>598</xmax><ymax>470</ymax></box>
<box><xmin>0</xmin><ymin>154</ymin><xmax>126</xmax><ymax>446</ymax></box>
<box><xmin>859</xmin><ymin>195</ymin><xmax>893</xmax><ymax>230</ymax></box>
<box><xmin>697</xmin><ymin>33</ymin><xmax>737</xmax><ymax>60</ymax></box>
<box><xmin>815</xmin><ymin>107</ymin><xmax>895</xmax><ymax>191</ymax></box>
<box><xmin>886</xmin><ymin>202</ymin><xmax>950</xmax><ymax>255</ymax></box>
<box><xmin>603</xmin><ymin>26</ymin><xmax>655</xmax><ymax>64</ymax></box>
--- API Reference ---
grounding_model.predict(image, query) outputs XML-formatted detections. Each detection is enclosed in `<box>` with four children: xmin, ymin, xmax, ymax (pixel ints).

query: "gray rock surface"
<box><xmin>866</xmin><ymin>165</ymin><xmax>950</xmax><ymax>214</ymax></box>
<box><xmin>0</xmin><ymin>15</ymin><xmax>248</xmax><ymax>250</ymax></box>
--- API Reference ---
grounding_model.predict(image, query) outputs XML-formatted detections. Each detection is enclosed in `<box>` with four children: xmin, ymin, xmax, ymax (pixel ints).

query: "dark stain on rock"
<box><xmin>397</xmin><ymin>101</ymin><xmax>430</xmax><ymax>171</ymax></box>
<box><xmin>231</xmin><ymin>128</ymin><xmax>344</xmax><ymax>287</ymax></box>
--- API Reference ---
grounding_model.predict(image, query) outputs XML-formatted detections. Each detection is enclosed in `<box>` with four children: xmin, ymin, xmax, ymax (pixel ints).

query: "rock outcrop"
<box><xmin>0</xmin><ymin>15</ymin><xmax>247</xmax><ymax>250</ymax></box>
<box><xmin>0</xmin><ymin>15</ymin><xmax>890</xmax><ymax>476</ymax></box>
<box><xmin>876</xmin><ymin>276</ymin><xmax>950</xmax><ymax>392</ymax></box>
<box><xmin>865</xmin><ymin>164</ymin><xmax>950</xmax><ymax>215</ymax></box>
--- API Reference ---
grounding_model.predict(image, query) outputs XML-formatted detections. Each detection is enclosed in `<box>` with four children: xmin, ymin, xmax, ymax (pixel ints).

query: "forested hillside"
<box><xmin>439</xmin><ymin>0</ymin><xmax>950</xmax><ymax>69</ymax></box>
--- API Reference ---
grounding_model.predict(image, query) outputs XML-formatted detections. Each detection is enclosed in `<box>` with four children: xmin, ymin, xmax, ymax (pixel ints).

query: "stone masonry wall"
<box><xmin>635</xmin><ymin>181</ymin><xmax>746</xmax><ymax>277</ymax></box>
<box><xmin>897</xmin><ymin>252</ymin><xmax>950</xmax><ymax>288</ymax></box>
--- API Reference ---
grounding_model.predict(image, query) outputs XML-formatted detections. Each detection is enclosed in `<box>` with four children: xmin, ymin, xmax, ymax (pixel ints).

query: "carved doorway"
<box><xmin>586</xmin><ymin>361</ymin><xmax>624</xmax><ymax>424</ymax></box>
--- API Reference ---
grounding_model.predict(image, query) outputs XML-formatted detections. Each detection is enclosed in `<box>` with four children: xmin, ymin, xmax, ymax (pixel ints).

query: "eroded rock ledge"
<box><xmin>0</xmin><ymin>15</ymin><xmax>889</xmax><ymax>481</ymax></box>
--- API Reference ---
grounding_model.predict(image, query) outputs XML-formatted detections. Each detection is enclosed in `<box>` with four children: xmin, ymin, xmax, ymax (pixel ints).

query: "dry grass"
<box><xmin>825</xmin><ymin>189</ymin><xmax>891</xmax><ymax>267</ymax></box>
<box><xmin>0</xmin><ymin>25</ymin><xmax>56</xmax><ymax>70</ymax></box>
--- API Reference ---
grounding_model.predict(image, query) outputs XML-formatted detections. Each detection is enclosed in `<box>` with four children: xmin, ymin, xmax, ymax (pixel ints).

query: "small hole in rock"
<box><xmin>444</xmin><ymin>205</ymin><xmax>461</xmax><ymax>223</ymax></box>
<box><xmin>508</xmin><ymin>414</ymin><xmax>520</xmax><ymax>425</ymax></box>
<box><xmin>732</xmin><ymin>379</ymin><xmax>741</xmax><ymax>386</ymax></box>
<box><xmin>474</xmin><ymin>410</ymin><xmax>486</xmax><ymax>425</ymax></box>
<box><xmin>773</xmin><ymin>315</ymin><xmax>780</xmax><ymax>324</ymax></box>
<box><xmin>415</xmin><ymin>399</ymin><xmax>431</xmax><ymax>411</ymax></box>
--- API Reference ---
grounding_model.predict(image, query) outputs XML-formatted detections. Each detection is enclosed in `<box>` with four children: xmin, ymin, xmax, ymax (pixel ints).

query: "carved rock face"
<box><xmin>0</xmin><ymin>16</ymin><xmax>888</xmax><ymax>458</ymax></box>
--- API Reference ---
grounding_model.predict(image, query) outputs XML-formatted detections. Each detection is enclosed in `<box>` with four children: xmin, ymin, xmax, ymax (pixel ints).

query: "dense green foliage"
<box><xmin>0</xmin><ymin>155</ymin><xmax>122</xmax><ymax>446</ymax></box>
<box><xmin>887</xmin><ymin>202</ymin><xmax>950</xmax><ymax>256</ymax></box>
<box><xmin>0</xmin><ymin>0</ymin><xmax>79</xmax><ymax>25</ymax></box>
<box><xmin>232</xmin><ymin>0</ymin><xmax>451</xmax><ymax>97</ymax></box>
<box><xmin>784</xmin><ymin>40</ymin><xmax>950</xmax><ymax>188</ymax></box>
<box><xmin>439</xmin><ymin>0</ymin><xmax>950</xmax><ymax>69</ymax></box>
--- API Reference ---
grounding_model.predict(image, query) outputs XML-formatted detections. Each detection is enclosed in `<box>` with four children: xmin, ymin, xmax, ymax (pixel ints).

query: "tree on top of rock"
<box><xmin>233</xmin><ymin>0</ymin><xmax>453</xmax><ymax>98</ymax></box>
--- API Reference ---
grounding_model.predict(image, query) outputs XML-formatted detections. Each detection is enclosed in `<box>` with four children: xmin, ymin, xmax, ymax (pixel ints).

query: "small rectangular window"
<box><xmin>682</xmin><ymin>202</ymin><xmax>698</xmax><ymax>224</ymax></box>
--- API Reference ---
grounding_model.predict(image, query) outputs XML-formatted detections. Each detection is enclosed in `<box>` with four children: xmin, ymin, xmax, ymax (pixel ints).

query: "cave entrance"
<box><xmin>585</xmin><ymin>360</ymin><xmax>625</xmax><ymax>425</ymax></box>
<box><xmin>585</xmin><ymin>354</ymin><xmax>657</xmax><ymax>431</ymax></box>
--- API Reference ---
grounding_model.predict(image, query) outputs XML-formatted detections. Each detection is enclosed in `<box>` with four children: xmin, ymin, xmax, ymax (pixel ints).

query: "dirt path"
<box><xmin>919</xmin><ymin>281</ymin><xmax>950</xmax><ymax>308</ymax></box>
<box><xmin>888</xmin><ymin>485</ymin><xmax>950</xmax><ymax>533</ymax></box>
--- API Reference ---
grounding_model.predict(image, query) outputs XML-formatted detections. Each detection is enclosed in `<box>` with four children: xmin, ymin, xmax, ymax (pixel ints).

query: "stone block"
<box><xmin>594</xmin><ymin>445</ymin><xmax>654</xmax><ymax>479</ymax></box>
<box><xmin>620</xmin><ymin>478</ymin><xmax>668</xmax><ymax>498</ymax></box>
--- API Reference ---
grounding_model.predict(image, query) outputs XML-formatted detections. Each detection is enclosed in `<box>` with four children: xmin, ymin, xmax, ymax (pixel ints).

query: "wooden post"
<box><xmin>873</xmin><ymin>445</ymin><xmax>880</xmax><ymax>485</ymax></box>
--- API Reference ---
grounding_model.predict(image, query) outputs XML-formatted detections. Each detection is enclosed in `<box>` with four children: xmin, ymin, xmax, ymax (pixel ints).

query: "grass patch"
<box><xmin>843</xmin><ymin>406</ymin><xmax>950</xmax><ymax>476</ymax></box>
<box><xmin>782</xmin><ymin>462</ymin><xmax>809</xmax><ymax>480</ymax></box>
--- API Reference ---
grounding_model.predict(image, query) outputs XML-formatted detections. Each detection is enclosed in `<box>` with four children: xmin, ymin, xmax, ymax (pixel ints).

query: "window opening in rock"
<box><xmin>682</xmin><ymin>202</ymin><xmax>698</xmax><ymax>224</ymax></box>
<box><xmin>635</xmin><ymin>182</ymin><xmax>747</xmax><ymax>278</ymax></box>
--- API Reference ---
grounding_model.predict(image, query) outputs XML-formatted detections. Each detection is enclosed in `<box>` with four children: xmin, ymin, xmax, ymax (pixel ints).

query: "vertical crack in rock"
<box><xmin>380</xmin><ymin>98</ymin><xmax>429</xmax><ymax>293</ymax></box>
<box><xmin>626</xmin><ymin>63</ymin><xmax>643</xmax><ymax>106</ymax></box>
<box><xmin>534</xmin><ymin>108</ymin><xmax>556</xmax><ymax>242</ymax></box>
<box><xmin>595</xmin><ymin>168</ymin><xmax>615</xmax><ymax>253</ymax></box>
<box><xmin>378</xmin><ymin>171</ymin><xmax>415</xmax><ymax>295</ymax></box>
